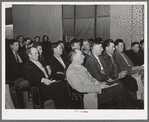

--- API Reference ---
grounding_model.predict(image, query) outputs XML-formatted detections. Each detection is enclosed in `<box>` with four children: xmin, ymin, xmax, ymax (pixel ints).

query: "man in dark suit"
<box><xmin>114</xmin><ymin>39</ymin><xmax>141</xmax><ymax>74</ymax></box>
<box><xmin>125</xmin><ymin>42</ymin><xmax>143</xmax><ymax>66</ymax></box>
<box><xmin>6</xmin><ymin>39</ymin><xmax>25</xmax><ymax>82</ymax></box>
<box><xmin>102</xmin><ymin>39</ymin><xmax>138</xmax><ymax>102</ymax></box>
<box><xmin>48</xmin><ymin>41</ymin><xmax>69</xmax><ymax>80</ymax></box>
<box><xmin>85</xmin><ymin>40</ymin><xmax>136</xmax><ymax>108</ymax></box>
<box><xmin>102</xmin><ymin>39</ymin><xmax>128</xmax><ymax>79</ymax></box>
<box><xmin>23</xmin><ymin>47</ymin><xmax>67</xmax><ymax>109</ymax></box>
<box><xmin>81</xmin><ymin>39</ymin><xmax>91</xmax><ymax>66</ymax></box>
<box><xmin>18</xmin><ymin>38</ymin><xmax>32</xmax><ymax>58</ymax></box>
<box><xmin>114</xmin><ymin>39</ymin><xmax>145</xmax><ymax>101</ymax></box>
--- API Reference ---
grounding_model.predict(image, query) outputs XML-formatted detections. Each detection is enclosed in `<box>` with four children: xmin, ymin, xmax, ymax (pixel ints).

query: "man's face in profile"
<box><xmin>116</xmin><ymin>42</ymin><xmax>124</xmax><ymax>52</ymax></box>
<box><xmin>132</xmin><ymin>44</ymin><xmax>139</xmax><ymax>53</ymax></box>
<box><xmin>106</xmin><ymin>42</ymin><xmax>115</xmax><ymax>55</ymax></box>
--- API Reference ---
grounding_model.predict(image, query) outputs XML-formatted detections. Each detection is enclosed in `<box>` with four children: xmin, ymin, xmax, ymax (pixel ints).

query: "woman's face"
<box><xmin>44</xmin><ymin>36</ymin><xmax>48</xmax><ymax>42</ymax></box>
<box><xmin>35</xmin><ymin>37</ymin><xmax>40</xmax><ymax>42</ymax></box>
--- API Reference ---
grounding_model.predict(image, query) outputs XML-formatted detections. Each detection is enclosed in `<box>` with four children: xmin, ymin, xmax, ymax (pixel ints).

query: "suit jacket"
<box><xmin>23</xmin><ymin>60</ymin><xmax>50</xmax><ymax>95</ymax></box>
<box><xmin>66</xmin><ymin>63</ymin><xmax>101</xmax><ymax>93</ymax></box>
<box><xmin>114</xmin><ymin>50</ymin><xmax>133</xmax><ymax>74</ymax></box>
<box><xmin>125</xmin><ymin>49</ymin><xmax>144</xmax><ymax>66</ymax></box>
<box><xmin>18</xmin><ymin>45</ymin><xmax>26</xmax><ymax>55</ymax></box>
<box><xmin>82</xmin><ymin>51</ymin><xmax>90</xmax><ymax>66</ymax></box>
<box><xmin>102</xmin><ymin>52</ymin><xmax>118</xmax><ymax>79</ymax></box>
<box><xmin>6</xmin><ymin>49</ymin><xmax>25</xmax><ymax>81</ymax></box>
<box><xmin>48</xmin><ymin>55</ymin><xmax>68</xmax><ymax>80</ymax></box>
<box><xmin>85</xmin><ymin>54</ymin><xmax>108</xmax><ymax>82</ymax></box>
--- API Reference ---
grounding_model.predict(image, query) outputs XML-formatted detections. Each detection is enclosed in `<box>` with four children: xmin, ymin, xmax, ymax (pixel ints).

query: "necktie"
<box><xmin>15</xmin><ymin>52</ymin><xmax>19</xmax><ymax>63</ymax></box>
<box><xmin>98</xmin><ymin>57</ymin><xmax>105</xmax><ymax>74</ymax></box>
<box><xmin>110</xmin><ymin>56</ymin><xmax>114</xmax><ymax>64</ymax></box>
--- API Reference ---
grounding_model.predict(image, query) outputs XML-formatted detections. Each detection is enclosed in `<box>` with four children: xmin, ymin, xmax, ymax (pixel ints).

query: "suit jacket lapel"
<box><xmin>90</xmin><ymin>54</ymin><xmax>102</xmax><ymax>71</ymax></box>
<box><xmin>53</xmin><ymin>56</ymin><xmax>65</xmax><ymax>70</ymax></box>
<box><xmin>28</xmin><ymin>60</ymin><xmax>45</xmax><ymax>77</ymax></box>
<box><xmin>10</xmin><ymin>50</ymin><xmax>17</xmax><ymax>63</ymax></box>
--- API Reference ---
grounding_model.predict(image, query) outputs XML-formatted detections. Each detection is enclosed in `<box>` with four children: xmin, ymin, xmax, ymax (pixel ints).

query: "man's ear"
<box><xmin>28</xmin><ymin>53</ymin><xmax>31</xmax><ymax>58</ymax></box>
<box><xmin>53</xmin><ymin>48</ymin><xmax>56</xmax><ymax>53</ymax></box>
<box><xmin>105</xmin><ymin>46</ymin><xmax>109</xmax><ymax>52</ymax></box>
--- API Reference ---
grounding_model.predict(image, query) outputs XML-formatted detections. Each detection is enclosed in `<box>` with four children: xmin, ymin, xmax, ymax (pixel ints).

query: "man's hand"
<box><xmin>118</xmin><ymin>70</ymin><xmax>128</xmax><ymax>78</ymax></box>
<box><xmin>41</xmin><ymin>78</ymin><xmax>53</xmax><ymax>85</ymax></box>
<box><xmin>101</xmin><ymin>82</ymin><xmax>119</xmax><ymax>89</ymax></box>
<box><xmin>56</xmin><ymin>72</ymin><xmax>64</xmax><ymax>75</ymax></box>
<box><xmin>132</xmin><ymin>66</ymin><xmax>140</xmax><ymax>71</ymax></box>
<box><xmin>100</xmin><ymin>82</ymin><xmax>109</xmax><ymax>89</ymax></box>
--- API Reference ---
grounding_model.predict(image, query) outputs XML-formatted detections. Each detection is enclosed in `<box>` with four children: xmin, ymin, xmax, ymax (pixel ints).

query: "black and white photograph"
<box><xmin>2</xmin><ymin>1</ymin><xmax>147</xmax><ymax>120</ymax></box>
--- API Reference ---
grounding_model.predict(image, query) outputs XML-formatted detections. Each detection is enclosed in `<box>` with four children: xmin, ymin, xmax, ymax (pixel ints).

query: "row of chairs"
<box><xmin>8</xmin><ymin>79</ymin><xmax>84</xmax><ymax>109</ymax></box>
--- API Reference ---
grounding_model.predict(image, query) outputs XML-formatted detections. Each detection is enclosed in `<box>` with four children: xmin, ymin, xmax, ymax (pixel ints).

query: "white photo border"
<box><xmin>2</xmin><ymin>1</ymin><xmax>148</xmax><ymax>120</ymax></box>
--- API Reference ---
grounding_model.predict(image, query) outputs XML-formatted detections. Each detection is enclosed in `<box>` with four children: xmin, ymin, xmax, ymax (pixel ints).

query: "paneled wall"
<box><xmin>12</xmin><ymin>5</ymin><xmax>62</xmax><ymax>42</ymax></box>
<box><xmin>63</xmin><ymin>5</ymin><xmax>144</xmax><ymax>50</ymax></box>
<box><xmin>110</xmin><ymin>5</ymin><xmax>144</xmax><ymax>50</ymax></box>
<box><xmin>63</xmin><ymin>5</ymin><xmax>110</xmax><ymax>41</ymax></box>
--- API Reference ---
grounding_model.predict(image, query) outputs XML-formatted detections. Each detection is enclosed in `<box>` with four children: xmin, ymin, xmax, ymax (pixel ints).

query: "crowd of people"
<box><xmin>5</xmin><ymin>35</ymin><xmax>144</xmax><ymax>109</ymax></box>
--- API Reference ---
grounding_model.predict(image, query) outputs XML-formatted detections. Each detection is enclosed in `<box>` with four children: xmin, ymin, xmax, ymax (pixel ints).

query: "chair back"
<box><xmin>66</xmin><ymin>81</ymin><xmax>84</xmax><ymax>109</ymax></box>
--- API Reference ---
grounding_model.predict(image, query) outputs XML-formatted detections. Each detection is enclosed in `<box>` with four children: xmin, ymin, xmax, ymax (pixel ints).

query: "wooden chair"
<box><xmin>66</xmin><ymin>81</ymin><xmax>84</xmax><ymax>109</ymax></box>
<box><xmin>29</xmin><ymin>86</ymin><xmax>52</xmax><ymax>109</ymax></box>
<box><xmin>8</xmin><ymin>79</ymin><xmax>30</xmax><ymax>109</ymax></box>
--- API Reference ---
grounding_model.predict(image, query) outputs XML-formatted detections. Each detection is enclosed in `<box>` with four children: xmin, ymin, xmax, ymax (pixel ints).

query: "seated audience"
<box><xmin>125</xmin><ymin>42</ymin><xmax>143</xmax><ymax>66</ymax></box>
<box><xmin>70</xmin><ymin>38</ymin><xmax>81</xmax><ymax>50</ymax></box>
<box><xmin>66</xmin><ymin>49</ymin><xmax>135</xmax><ymax>109</ymax></box>
<box><xmin>85</xmin><ymin>40</ymin><xmax>108</xmax><ymax>81</ymax></box>
<box><xmin>114</xmin><ymin>39</ymin><xmax>142</xmax><ymax>75</ymax></box>
<box><xmin>23</xmin><ymin>47</ymin><xmax>67</xmax><ymax>109</ymax></box>
<box><xmin>102</xmin><ymin>39</ymin><xmax>138</xmax><ymax>102</ymax></box>
<box><xmin>81</xmin><ymin>39</ymin><xmax>91</xmax><ymax>65</ymax></box>
<box><xmin>19</xmin><ymin>38</ymin><xmax>32</xmax><ymax>54</ymax></box>
<box><xmin>6</xmin><ymin>39</ymin><xmax>25</xmax><ymax>82</ymax></box>
<box><xmin>33</xmin><ymin>43</ymin><xmax>52</xmax><ymax>78</ymax></box>
<box><xmin>48</xmin><ymin>41</ymin><xmax>69</xmax><ymax>80</ymax></box>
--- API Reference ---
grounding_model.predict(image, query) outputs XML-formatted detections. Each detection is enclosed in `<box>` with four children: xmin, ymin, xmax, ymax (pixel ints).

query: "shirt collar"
<box><xmin>93</xmin><ymin>53</ymin><xmax>99</xmax><ymax>61</ymax></box>
<box><xmin>107</xmin><ymin>52</ymin><xmax>113</xmax><ymax>57</ymax></box>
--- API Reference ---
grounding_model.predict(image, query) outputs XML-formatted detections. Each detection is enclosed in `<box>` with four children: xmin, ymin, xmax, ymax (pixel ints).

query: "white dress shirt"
<box><xmin>31</xmin><ymin>60</ymin><xmax>49</xmax><ymax>78</ymax></box>
<box><xmin>12</xmin><ymin>50</ymin><xmax>23</xmax><ymax>63</ymax></box>
<box><xmin>54</xmin><ymin>55</ymin><xmax>66</xmax><ymax>69</ymax></box>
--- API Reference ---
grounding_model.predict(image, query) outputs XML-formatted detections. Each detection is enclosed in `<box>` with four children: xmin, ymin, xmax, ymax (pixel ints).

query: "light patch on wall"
<box><xmin>5</xmin><ymin>24</ymin><xmax>13</xmax><ymax>39</ymax></box>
